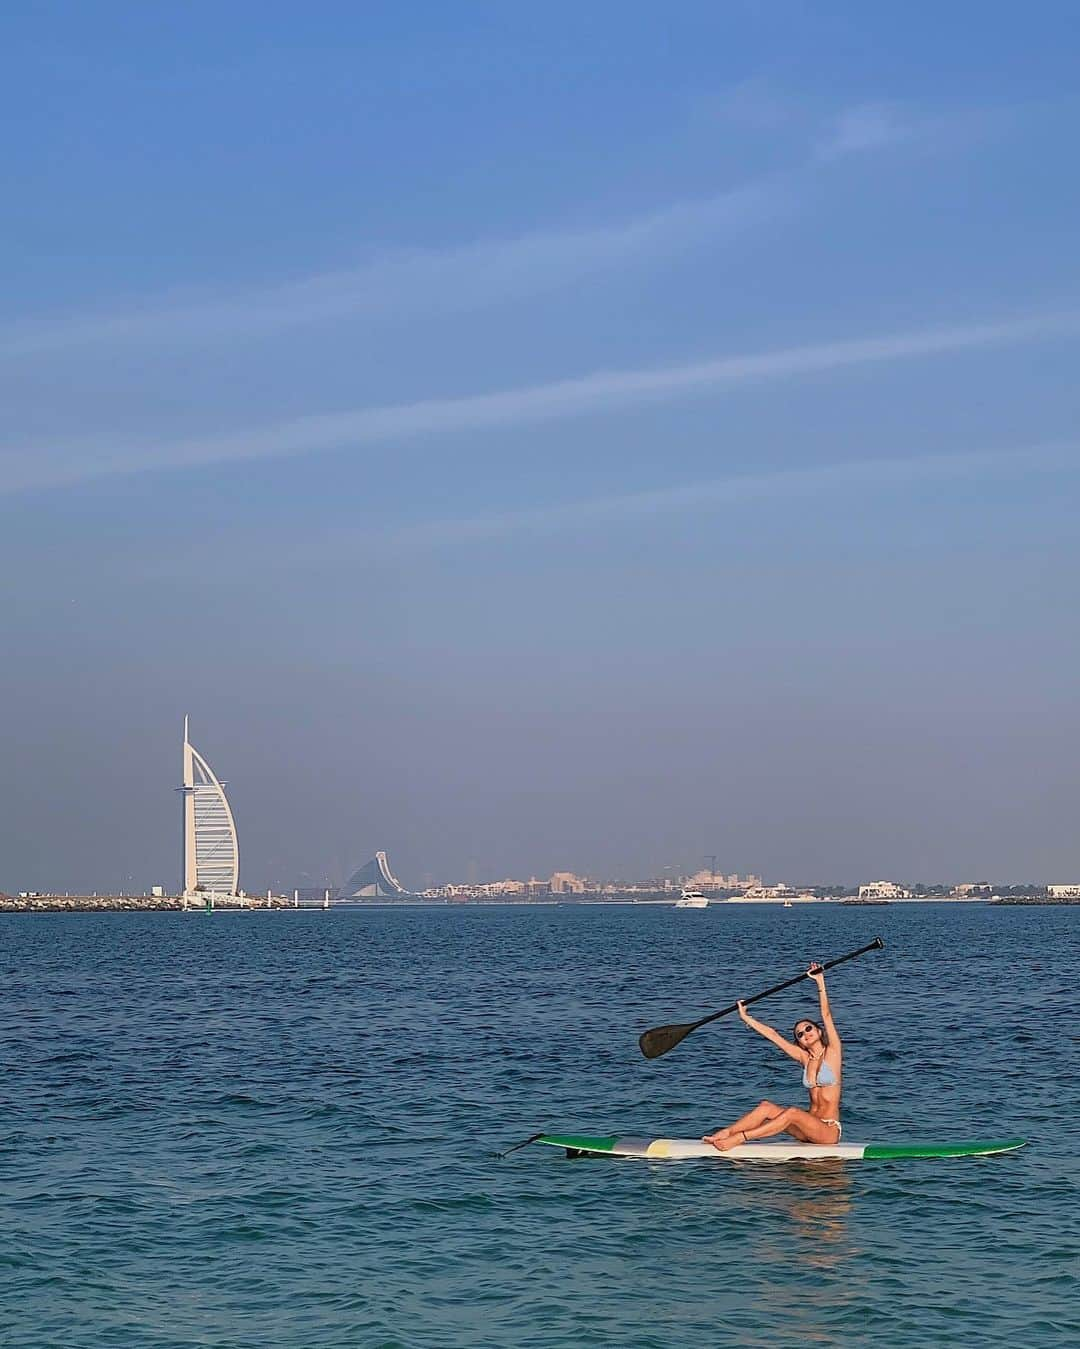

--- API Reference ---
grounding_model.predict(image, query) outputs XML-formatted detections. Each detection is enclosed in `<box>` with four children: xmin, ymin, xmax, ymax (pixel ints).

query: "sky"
<box><xmin>2</xmin><ymin>1</ymin><xmax>1079</xmax><ymax>894</ymax></box>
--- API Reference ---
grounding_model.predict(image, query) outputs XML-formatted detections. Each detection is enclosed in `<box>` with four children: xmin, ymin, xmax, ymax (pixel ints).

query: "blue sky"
<box><xmin>2</xmin><ymin>2</ymin><xmax>1079</xmax><ymax>892</ymax></box>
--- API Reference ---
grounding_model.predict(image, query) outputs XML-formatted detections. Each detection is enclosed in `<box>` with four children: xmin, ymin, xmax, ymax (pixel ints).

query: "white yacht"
<box><xmin>676</xmin><ymin>888</ymin><xmax>709</xmax><ymax>909</ymax></box>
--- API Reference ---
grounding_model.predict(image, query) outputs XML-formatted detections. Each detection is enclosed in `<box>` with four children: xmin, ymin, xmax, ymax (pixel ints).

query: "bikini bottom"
<box><xmin>820</xmin><ymin>1118</ymin><xmax>842</xmax><ymax>1140</ymax></box>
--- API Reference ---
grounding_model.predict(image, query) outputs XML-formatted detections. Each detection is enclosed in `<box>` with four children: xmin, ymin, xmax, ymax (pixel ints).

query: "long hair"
<box><xmin>792</xmin><ymin>1018</ymin><xmax>830</xmax><ymax>1048</ymax></box>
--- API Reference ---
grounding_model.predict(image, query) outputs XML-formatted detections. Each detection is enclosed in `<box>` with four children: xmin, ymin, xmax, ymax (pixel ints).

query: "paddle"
<box><xmin>638</xmin><ymin>936</ymin><xmax>884</xmax><ymax>1059</ymax></box>
<box><xmin>497</xmin><ymin>1132</ymin><xmax>545</xmax><ymax>1160</ymax></box>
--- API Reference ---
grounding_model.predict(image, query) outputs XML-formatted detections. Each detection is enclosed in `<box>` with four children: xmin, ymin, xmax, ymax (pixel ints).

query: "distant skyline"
<box><xmin>2</xmin><ymin>4</ymin><xmax>1078</xmax><ymax>893</ymax></box>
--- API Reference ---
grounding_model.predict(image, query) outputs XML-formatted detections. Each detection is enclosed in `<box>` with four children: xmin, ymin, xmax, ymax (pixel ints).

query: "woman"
<box><xmin>703</xmin><ymin>961</ymin><xmax>842</xmax><ymax>1150</ymax></box>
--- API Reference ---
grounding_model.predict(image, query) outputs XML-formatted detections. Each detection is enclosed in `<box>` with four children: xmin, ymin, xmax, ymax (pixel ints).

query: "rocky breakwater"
<box><xmin>991</xmin><ymin>894</ymin><xmax>1080</xmax><ymax>905</ymax></box>
<box><xmin>0</xmin><ymin>894</ymin><xmax>291</xmax><ymax>912</ymax></box>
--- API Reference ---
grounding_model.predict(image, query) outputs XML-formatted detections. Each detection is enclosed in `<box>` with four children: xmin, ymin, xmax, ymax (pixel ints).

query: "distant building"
<box><xmin>1048</xmin><ymin>884</ymin><xmax>1080</xmax><ymax>899</ymax></box>
<box><xmin>343</xmin><ymin>851</ymin><xmax>409</xmax><ymax>898</ymax></box>
<box><xmin>686</xmin><ymin>871</ymin><xmax>763</xmax><ymax>892</ymax></box>
<box><xmin>178</xmin><ymin>717</ymin><xmax>239</xmax><ymax>898</ymax></box>
<box><xmin>858</xmin><ymin>881</ymin><xmax>911</xmax><ymax>900</ymax></box>
<box><xmin>549</xmin><ymin>871</ymin><xmax>586</xmax><ymax>894</ymax></box>
<box><xmin>485</xmin><ymin>878</ymin><xmax>526</xmax><ymax>896</ymax></box>
<box><xmin>686</xmin><ymin>869</ymin><xmax>728</xmax><ymax>893</ymax></box>
<box><xmin>740</xmin><ymin>883</ymin><xmax>817</xmax><ymax>901</ymax></box>
<box><xmin>953</xmin><ymin>882</ymin><xmax>992</xmax><ymax>897</ymax></box>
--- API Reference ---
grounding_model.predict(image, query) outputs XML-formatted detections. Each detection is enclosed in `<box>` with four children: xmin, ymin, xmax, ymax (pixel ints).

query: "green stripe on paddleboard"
<box><xmin>864</xmin><ymin>1139</ymin><xmax>1026</xmax><ymax>1160</ymax></box>
<box><xmin>537</xmin><ymin>1134</ymin><xmax>619</xmax><ymax>1153</ymax></box>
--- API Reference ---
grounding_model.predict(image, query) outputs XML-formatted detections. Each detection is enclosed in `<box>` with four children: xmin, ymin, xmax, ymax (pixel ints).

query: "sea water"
<box><xmin>0</xmin><ymin>903</ymin><xmax>1076</xmax><ymax>1348</ymax></box>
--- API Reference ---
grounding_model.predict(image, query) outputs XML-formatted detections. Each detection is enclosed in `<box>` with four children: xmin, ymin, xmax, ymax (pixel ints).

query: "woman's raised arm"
<box><xmin>737</xmin><ymin>1000</ymin><xmax>805</xmax><ymax>1063</ymax></box>
<box><xmin>807</xmin><ymin>962</ymin><xmax>840</xmax><ymax>1045</ymax></box>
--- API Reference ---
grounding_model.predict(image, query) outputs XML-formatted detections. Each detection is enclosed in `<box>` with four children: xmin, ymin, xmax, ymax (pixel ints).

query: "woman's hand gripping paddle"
<box><xmin>638</xmin><ymin>936</ymin><xmax>884</xmax><ymax>1059</ymax></box>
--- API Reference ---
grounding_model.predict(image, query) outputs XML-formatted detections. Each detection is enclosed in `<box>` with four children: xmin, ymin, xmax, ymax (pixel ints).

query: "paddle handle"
<box><xmin>687</xmin><ymin>936</ymin><xmax>885</xmax><ymax>1034</ymax></box>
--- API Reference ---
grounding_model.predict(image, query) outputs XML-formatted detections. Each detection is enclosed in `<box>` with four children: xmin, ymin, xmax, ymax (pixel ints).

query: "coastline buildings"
<box><xmin>738</xmin><ymin>883</ymin><xmax>818</xmax><ymax>902</ymax></box>
<box><xmin>178</xmin><ymin>718</ymin><xmax>239</xmax><ymax>899</ymax></box>
<box><xmin>417</xmin><ymin>868</ymin><xmax>772</xmax><ymax>900</ymax></box>
<box><xmin>682</xmin><ymin>870</ymin><xmax>762</xmax><ymax>893</ymax></box>
<box><xmin>858</xmin><ymin>880</ymin><xmax>911</xmax><ymax>900</ymax></box>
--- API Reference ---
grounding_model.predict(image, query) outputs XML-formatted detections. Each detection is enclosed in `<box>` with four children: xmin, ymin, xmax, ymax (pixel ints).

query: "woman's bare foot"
<box><xmin>711</xmin><ymin>1130</ymin><xmax>747</xmax><ymax>1152</ymax></box>
<box><xmin>701</xmin><ymin>1128</ymin><xmax>731</xmax><ymax>1147</ymax></box>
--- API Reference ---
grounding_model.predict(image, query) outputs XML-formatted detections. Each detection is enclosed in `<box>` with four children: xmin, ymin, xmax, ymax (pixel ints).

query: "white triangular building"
<box><xmin>343</xmin><ymin>851</ymin><xmax>409</xmax><ymax>898</ymax></box>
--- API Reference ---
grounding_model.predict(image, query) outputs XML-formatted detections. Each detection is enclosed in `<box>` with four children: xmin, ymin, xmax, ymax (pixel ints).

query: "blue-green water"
<box><xmin>1</xmin><ymin>904</ymin><xmax>1077</xmax><ymax>1347</ymax></box>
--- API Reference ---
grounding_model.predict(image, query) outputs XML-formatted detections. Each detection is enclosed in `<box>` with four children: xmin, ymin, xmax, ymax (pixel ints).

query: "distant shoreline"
<box><xmin>1</xmin><ymin>893</ymin><xmax>1076</xmax><ymax>913</ymax></box>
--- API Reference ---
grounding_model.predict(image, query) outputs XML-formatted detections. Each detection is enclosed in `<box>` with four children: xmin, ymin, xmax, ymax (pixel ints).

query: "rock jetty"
<box><xmin>0</xmin><ymin>893</ymin><xmax>290</xmax><ymax>912</ymax></box>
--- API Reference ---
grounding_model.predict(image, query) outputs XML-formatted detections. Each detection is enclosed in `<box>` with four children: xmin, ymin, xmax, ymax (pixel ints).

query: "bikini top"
<box><xmin>802</xmin><ymin>1057</ymin><xmax>839</xmax><ymax>1088</ymax></box>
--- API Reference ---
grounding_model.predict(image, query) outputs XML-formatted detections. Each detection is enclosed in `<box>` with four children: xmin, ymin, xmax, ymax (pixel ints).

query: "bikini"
<box><xmin>802</xmin><ymin>1058</ymin><xmax>842</xmax><ymax>1140</ymax></box>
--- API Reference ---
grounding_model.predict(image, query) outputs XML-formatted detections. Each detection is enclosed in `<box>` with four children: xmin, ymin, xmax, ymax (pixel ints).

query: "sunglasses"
<box><xmin>795</xmin><ymin>1026</ymin><xmax>817</xmax><ymax>1039</ymax></box>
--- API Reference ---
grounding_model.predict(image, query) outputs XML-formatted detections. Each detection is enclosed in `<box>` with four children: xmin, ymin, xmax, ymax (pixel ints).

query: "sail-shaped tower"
<box><xmin>179</xmin><ymin>717</ymin><xmax>239</xmax><ymax>897</ymax></box>
<box><xmin>343</xmin><ymin>851</ymin><xmax>410</xmax><ymax>898</ymax></box>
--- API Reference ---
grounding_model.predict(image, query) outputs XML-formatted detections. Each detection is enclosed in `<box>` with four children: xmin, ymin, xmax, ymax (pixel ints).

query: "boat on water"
<box><xmin>675</xmin><ymin>888</ymin><xmax>709</xmax><ymax>909</ymax></box>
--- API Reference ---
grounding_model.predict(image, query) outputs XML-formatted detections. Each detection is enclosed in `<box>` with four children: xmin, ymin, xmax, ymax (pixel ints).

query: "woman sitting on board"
<box><xmin>703</xmin><ymin>961</ymin><xmax>842</xmax><ymax>1151</ymax></box>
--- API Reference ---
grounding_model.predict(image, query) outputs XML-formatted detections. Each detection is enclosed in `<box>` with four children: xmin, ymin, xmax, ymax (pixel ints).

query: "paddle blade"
<box><xmin>638</xmin><ymin>1021</ymin><xmax>697</xmax><ymax>1060</ymax></box>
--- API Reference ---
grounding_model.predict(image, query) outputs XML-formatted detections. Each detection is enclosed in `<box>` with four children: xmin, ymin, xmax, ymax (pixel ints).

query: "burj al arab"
<box><xmin>178</xmin><ymin>718</ymin><xmax>239</xmax><ymax>898</ymax></box>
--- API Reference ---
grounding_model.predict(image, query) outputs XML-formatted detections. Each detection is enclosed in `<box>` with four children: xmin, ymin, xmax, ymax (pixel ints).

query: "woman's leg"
<box><xmin>722</xmin><ymin>1107</ymin><xmax>840</xmax><ymax>1148</ymax></box>
<box><xmin>703</xmin><ymin>1100</ymin><xmax>782</xmax><ymax>1146</ymax></box>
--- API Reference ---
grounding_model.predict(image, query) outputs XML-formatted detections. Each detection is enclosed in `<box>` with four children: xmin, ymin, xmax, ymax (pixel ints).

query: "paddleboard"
<box><xmin>534</xmin><ymin>1134</ymin><xmax>1027</xmax><ymax>1162</ymax></box>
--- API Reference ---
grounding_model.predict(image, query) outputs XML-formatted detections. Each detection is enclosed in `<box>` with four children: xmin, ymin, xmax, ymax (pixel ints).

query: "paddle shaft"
<box><xmin>683</xmin><ymin>936</ymin><xmax>884</xmax><ymax>1036</ymax></box>
<box><xmin>497</xmin><ymin>1132</ymin><xmax>545</xmax><ymax>1160</ymax></box>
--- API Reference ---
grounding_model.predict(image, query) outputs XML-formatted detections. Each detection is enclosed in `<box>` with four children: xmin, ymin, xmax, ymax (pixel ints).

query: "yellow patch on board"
<box><xmin>645</xmin><ymin>1139</ymin><xmax>674</xmax><ymax>1158</ymax></box>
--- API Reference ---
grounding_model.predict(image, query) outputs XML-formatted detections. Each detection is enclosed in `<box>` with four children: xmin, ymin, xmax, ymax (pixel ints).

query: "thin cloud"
<box><xmin>817</xmin><ymin>102</ymin><xmax>916</xmax><ymax>160</ymax></box>
<box><xmin>0</xmin><ymin>181</ymin><xmax>780</xmax><ymax>359</ymax></box>
<box><xmin>128</xmin><ymin>441</ymin><xmax>1077</xmax><ymax>582</ymax></box>
<box><xmin>1</xmin><ymin>94</ymin><xmax>956</xmax><ymax>360</ymax></box>
<box><xmin>388</xmin><ymin>442</ymin><xmax>1078</xmax><ymax>550</ymax></box>
<box><xmin>813</xmin><ymin>98</ymin><xmax>1009</xmax><ymax>163</ymax></box>
<box><xmin>4</xmin><ymin>310</ymin><xmax>1078</xmax><ymax>495</ymax></box>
